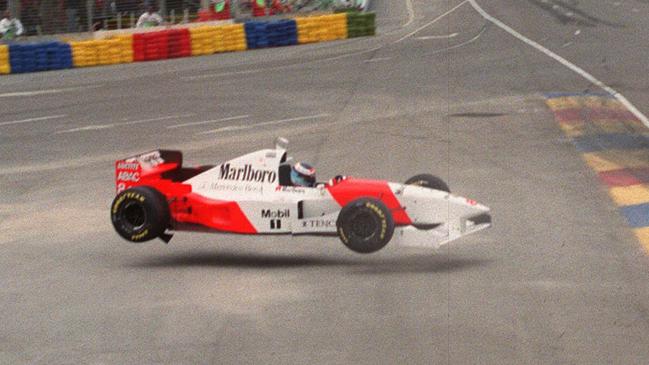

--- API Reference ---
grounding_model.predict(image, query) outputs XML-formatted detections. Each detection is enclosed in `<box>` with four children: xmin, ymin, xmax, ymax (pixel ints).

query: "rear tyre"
<box><xmin>336</xmin><ymin>198</ymin><xmax>395</xmax><ymax>254</ymax></box>
<box><xmin>111</xmin><ymin>186</ymin><xmax>170</xmax><ymax>243</ymax></box>
<box><xmin>405</xmin><ymin>174</ymin><xmax>450</xmax><ymax>192</ymax></box>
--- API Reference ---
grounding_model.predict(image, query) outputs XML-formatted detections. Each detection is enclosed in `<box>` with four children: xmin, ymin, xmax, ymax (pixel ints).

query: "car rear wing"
<box><xmin>115</xmin><ymin>150</ymin><xmax>182</xmax><ymax>193</ymax></box>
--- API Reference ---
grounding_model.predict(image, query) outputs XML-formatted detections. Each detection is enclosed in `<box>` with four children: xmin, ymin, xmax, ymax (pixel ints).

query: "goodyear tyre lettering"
<box><xmin>336</xmin><ymin>198</ymin><xmax>394</xmax><ymax>254</ymax></box>
<box><xmin>110</xmin><ymin>186</ymin><xmax>170</xmax><ymax>243</ymax></box>
<box><xmin>131</xmin><ymin>229</ymin><xmax>149</xmax><ymax>241</ymax></box>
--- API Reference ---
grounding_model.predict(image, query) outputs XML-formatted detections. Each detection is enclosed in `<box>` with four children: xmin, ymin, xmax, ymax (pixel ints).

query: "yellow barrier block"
<box><xmin>582</xmin><ymin>149</ymin><xmax>649</xmax><ymax>172</ymax></box>
<box><xmin>609</xmin><ymin>184</ymin><xmax>649</xmax><ymax>206</ymax></box>
<box><xmin>634</xmin><ymin>227</ymin><xmax>649</xmax><ymax>255</ymax></box>
<box><xmin>191</xmin><ymin>24</ymin><xmax>246</xmax><ymax>56</ymax></box>
<box><xmin>0</xmin><ymin>45</ymin><xmax>9</xmax><ymax>74</ymax></box>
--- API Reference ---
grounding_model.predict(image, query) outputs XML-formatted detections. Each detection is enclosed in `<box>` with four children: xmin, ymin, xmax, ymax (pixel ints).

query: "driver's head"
<box><xmin>290</xmin><ymin>162</ymin><xmax>316</xmax><ymax>187</ymax></box>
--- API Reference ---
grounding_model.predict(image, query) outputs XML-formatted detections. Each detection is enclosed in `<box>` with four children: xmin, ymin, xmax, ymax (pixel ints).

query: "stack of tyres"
<box><xmin>43</xmin><ymin>42</ymin><xmax>73</xmax><ymax>70</ymax></box>
<box><xmin>144</xmin><ymin>31</ymin><xmax>169</xmax><ymax>61</ymax></box>
<box><xmin>167</xmin><ymin>29</ymin><xmax>191</xmax><ymax>58</ymax></box>
<box><xmin>295</xmin><ymin>13</ymin><xmax>347</xmax><ymax>44</ymax></box>
<box><xmin>134</xmin><ymin>31</ymin><xmax>169</xmax><ymax>61</ymax></box>
<box><xmin>244</xmin><ymin>21</ymin><xmax>269</xmax><ymax>49</ymax></box>
<box><xmin>0</xmin><ymin>45</ymin><xmax>9</xmax><ymax>74</ymax></box>
<box><xmin>9</xmin><ymin>44</ymin><xmax>37</xmax><ymax>73</ymax></box>
<box><xmin>219</xmin><ymin>24</ymin><xmax>247</xmax><ymax>52</ymax></box>
<box><xmin>318</xmin><ymin>13</ymin><xmax>347</xmax><ymax>41</ymax></box>
<box><xmin>190</xmin><ymin>26</ymin><xmax>219</xmax><ymax>56</ymax></box>
<box><xmin>70</xmin><ymin>40</ymin><xmax>99</xmax><ymax>67</ymax></box>
<box><xmin>132</xmin><ymin>33</ymin><xmax>146</xmax><ymax>61</ymax></box>
<box><xmin>115</xmin><ymin>35</ymin><xmax>134</xmax><ymax>63</ymax></box>
<box><xmin>346</xmin><ymin>12</ymin><xmax>375</xmax><ymax>38</ymax></box>
<box><xmin>266</xmin><ymin>19</ymin><xmax>297</xmax><ymax>47</ymax></box>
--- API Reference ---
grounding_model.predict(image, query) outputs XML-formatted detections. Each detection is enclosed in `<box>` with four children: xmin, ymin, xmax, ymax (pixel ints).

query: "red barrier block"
<box><xmin>132</xmin><ymin>33</ymin><xmax>146</xmax><ymax>61</ymax></box>
<box><xmin>167</xmin><ymin>29</ymin><xmax>191</xmax><ymax>58</ymax></box>
<box><xmin>140</xmin><ymin>31</ymin><xmax>168</xmax><ymax>61</ymax></box>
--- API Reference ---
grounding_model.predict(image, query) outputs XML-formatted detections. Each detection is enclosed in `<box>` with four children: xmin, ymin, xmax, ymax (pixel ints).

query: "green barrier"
<box><xmin>346</xmin><ymin>12</ymin><xmax>375</xmax><ymax>38</ymax></box>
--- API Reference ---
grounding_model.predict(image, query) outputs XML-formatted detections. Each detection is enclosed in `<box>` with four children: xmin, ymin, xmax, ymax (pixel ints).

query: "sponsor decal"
<box><xmin>117</xmin><ymin>171</ymin><xmax>140</xmax><ymax>182</ymax></box>
<box><xmin>275</xmin><ymin>185</ymin><xmax>306</xmax><ymax>193</ymax></box>
<box><xmin>270</xmin><ymin>219</ymin><xmax>282</xmax><ymax>230</ymax></box>
<box><xmin>219</xmin><ymin>163</ymin><xmax>277</xmax><ymax>183</ymax></box>
<box><xmin>198</xmin><ymin>182</ymin><xmax>264</xmax><ymax>194</ymax></box>
<box><xmin>117</xmin><ymin>161</ymin><xmax>139</xmax><ymax>170</ymax></box>
<box><xmin>301</xmin><ymin>219</ymin><xmax>336</xmax><ymax>228</ymax></box>
<box><xmin>261</xmin><ymin>209</ymin><xmax>290</xmax><ymax>219</ymax></box>
<box><xmin>124</xmin><ymin>151</ymin><xmax>164</xmax><ymax>170</ymax></box>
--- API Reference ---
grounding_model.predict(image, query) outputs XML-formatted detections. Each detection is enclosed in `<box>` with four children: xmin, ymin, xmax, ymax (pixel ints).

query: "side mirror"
<box><xmin>275</xmin><ymin>137</ymin><xmax>289</xmax><ymax>151</ymax></box>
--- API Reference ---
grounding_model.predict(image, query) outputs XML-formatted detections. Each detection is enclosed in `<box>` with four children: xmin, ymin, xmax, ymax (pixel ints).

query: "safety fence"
<box><xmin>0</xmin><ymin>11</ymin><xmax>374</xmax><ymax>74</ymax></box>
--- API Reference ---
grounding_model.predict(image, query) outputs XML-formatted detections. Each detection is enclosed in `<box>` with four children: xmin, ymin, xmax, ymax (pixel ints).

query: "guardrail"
<box><xmin>0</xmin><ymin>11</ymin><xmax>375</xmax><ymax>75</ymax></box>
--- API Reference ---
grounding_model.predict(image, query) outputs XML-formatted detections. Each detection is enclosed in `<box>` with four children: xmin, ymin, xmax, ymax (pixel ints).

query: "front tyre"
<box><xmin>336</xmin><ymin>198</ymin><xmax>395</xmax><ymax>254</ymax></box>
<box><xmin>405</xmin><ymin>174</ymin><xmax>450</xmax><ymax>192</ymax></box>
<box><xmin>110</xmin><ymin>186</ymin><xmax>170</xmax><ymax>243</ymax></box>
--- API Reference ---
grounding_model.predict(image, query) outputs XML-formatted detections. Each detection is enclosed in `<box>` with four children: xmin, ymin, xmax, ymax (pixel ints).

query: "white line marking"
<box><xmin>0</xmin><ymin>114</ymin><xmax>67</xmax><ymax>127</ymax></box>
<box><xmin>394</xmin><ymin>1</ymin><xmax>468</xmax><ymax>44</ymax></box>
<box><xmin>364</xmin><ymin>57</ymin><xmax>392</xmax><ymax>63</ymax></box>
<box><xmin>121</xmin><ymin>114</ymin><xmax>194</xmax><ymax>126</ymax></box>
<box><xmin>256</xmin><ymin>113</ymin><xmax>330</xmax><ymax>127</ymax></box>
<box><xmin>199</xmin><ymin>113</ymin><xmax>330</xmax><ymax>135</ymax></box>
<box><xmin>468</xmin><ymin>0</ymin><xmax>649</xmax><ymax>128</ymax></box>
<box><xmin>56</xmin><ymin>124</ymin><xmax>114</xmax><ymax>134</ymax></box>
<box><xmin>0</xmin><ymin>85</ymin><xmax>102</xmax><ymax>98</ymax></box>
<box><xmin>183</xmin><ymin>70</ymin><xmax>258</xmax><ymax>80</ymax></box>
<box><xmin>403</xmin><ymin>0</ymin><xmax>415</xmax><ymax>28</ymax></box>
<box><xmin>416</xmin><ymin>33</ymin><xmax>459</xmax><ymax>40</ymax></box>
<box><xmin>167</xmin><ymin>115</ymin><xmax>249</xmax><ymax>129</ymax></box>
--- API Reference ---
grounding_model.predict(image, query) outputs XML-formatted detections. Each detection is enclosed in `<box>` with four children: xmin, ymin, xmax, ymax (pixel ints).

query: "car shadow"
<box><xmin>350</xmin><ymin>255</ymin><xmax>492</xmax><ymax>275</ymax></box>
<box><xmin>125</xmin><ymin>250</ymin><xmax>493</xmax><ymax>274</ymax></box>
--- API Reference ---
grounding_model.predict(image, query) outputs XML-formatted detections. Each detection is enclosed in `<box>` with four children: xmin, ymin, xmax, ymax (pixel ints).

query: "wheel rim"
<box><xmin>123</xmin><ymin>201</ymin><xmax>146</xmax><ymax>230</ymax></box>
<box><xmin>350</xmin><ymin>211</ymin><xmax>377</xmax><ymax>240</ymax></box>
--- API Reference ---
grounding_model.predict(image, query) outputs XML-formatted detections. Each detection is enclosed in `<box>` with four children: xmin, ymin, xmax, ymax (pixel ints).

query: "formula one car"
<box><xmin>110</xmin><ymin>138</ymin><xmax>491</xmax><ymax>253</ymax></box>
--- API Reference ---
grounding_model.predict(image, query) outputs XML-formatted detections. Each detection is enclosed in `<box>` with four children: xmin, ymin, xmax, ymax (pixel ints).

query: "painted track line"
<box><xmin>403</xmin><ymin>0</ymin><xmax>415</xmax><ymax>28</ymax></box>
<box><xmin>199</xmin><ymin>113</ymin><xmax>330</xmax><ymax>135</ymax></box>
<box><xmin>0</xmin><ymin>114</ymin><xmax>67</xmax><ymax>127</ymax></box>
<box><xmin>121</xmin><ymin>114</ymin><xmax>195</xmax><ymax>126</ymax></box>
<box><xmin>0</xmin><ymin>85</ymin><xmax>103</xmax><ymax>98</ymax></box>
<box><xmin>468</xmin><ymin>0</ymin><xmax>649</xmax><ymax>128</ymax></box>
<box><xmin>167</xmin><ymin>115</ymin><xmax>250</xmax><ymax>129</ymax></box>
<box><xmin>394</xmin><ymin>0</ymin><xmax>469</xmax><ymax>44</ymax></box>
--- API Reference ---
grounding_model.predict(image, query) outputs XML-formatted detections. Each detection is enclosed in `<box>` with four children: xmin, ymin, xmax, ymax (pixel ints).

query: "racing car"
<box><xmin>110</xmin><ymin>138</ymin><xmax>491</xmax><ymax>253</ymax></box>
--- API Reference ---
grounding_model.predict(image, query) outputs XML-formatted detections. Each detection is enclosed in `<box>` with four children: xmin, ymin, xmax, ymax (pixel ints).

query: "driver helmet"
<box><xmin>290</xmin><ymin>162</ymin><xmax>316</xmax><ymax>187</ymax></box>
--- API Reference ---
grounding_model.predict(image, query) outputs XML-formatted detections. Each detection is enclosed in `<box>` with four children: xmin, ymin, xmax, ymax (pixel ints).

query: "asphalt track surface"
<box><xmin>2</xmin><ymin>1</ymin><xmax>649</xmax><ymax>363</ymax></box>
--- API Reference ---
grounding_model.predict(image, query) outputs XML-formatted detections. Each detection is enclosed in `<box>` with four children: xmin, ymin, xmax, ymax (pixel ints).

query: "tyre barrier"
<box><xmin>0</xmin><ymin>45</ymin><xmax>9</xmax><ymax>74</ymax></box>
<box><xmin>189</xmin><ymin>24</ymin><xmax>247</xmax><ymax>56</ymax></box>
<box><xmin>8</xmin><ymin>42</ymin><xmax>72</xmax><ymax>73</ymax></box>
<box><xmin>244</xmin><ymin>19</ymin><xmax>297</xmax><ymax>49</ymax></box>
<box><xmin>70</xmin><ymin>36</ymin><xmax>133</xmax><ymax>67</ymax></box>
<box><xmin>295</xmin><ymin>13</ymin><xmax>348</xmax><ymax>44</ymax></box>
<box><xmin>2</xmin><ymin>12</ymin><xmax>375</xmax><ymax>75</ymax></box>
<box><xmin>347</xmin><ymin>12</ymin><xmax>375</xmax><ymax>38</ymax></box>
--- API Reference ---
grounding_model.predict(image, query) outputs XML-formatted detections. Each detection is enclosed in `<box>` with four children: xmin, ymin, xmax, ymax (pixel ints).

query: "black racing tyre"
<box><xmin>336</xmin><ymin>198</ymin><xmax>395</xmax><ymax>254</ymax></box>
<box><xmin>405</xmin><ymin>174</ymin><xmax>450</xmax><ymax>193</ymax></box>
<box><xmin>110</xmin><ymin>186</ymin><xmax>170</xmax><ymax>243</ymax></box>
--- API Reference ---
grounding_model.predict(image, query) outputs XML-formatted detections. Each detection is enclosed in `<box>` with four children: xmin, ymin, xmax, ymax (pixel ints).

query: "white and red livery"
<box><xmin>110</xmin><ymin>138</ymin><xmax>491</xmax><ymax>253</ymax></box>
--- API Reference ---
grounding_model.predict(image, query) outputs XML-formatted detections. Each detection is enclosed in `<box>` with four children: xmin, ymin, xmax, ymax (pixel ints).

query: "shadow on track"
<box><xmin>124</xmin><ymin>251</ymin><xmax>492</xmax><ymax>274</ymax></box>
